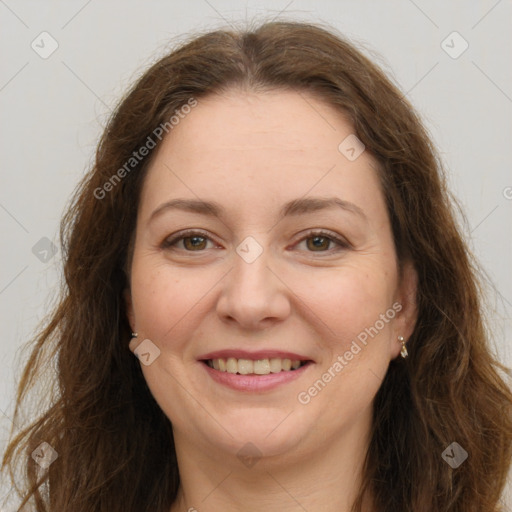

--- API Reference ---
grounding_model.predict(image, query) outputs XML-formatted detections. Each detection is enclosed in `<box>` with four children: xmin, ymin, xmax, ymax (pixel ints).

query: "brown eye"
<box><xmin>295</xmin><ymin>230</ymin><xmax>350</xmax><ymax>254</ymax></box>
<box><xmin>162</xmin><ymin>230</ymin><xmax>216</xmax><ymax>252</ymax></box>
<box><xmin>182</xmin><ymin>236</ymin><xmax>208</xmax><ymax>251</ymax></box>
<box><xmin>306</xmin><ymin>235</ymin><xmax>331</xmax><ymax>251</ymax></box>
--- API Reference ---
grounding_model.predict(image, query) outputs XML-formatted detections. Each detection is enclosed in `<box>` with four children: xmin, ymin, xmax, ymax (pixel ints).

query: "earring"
<box><xmin>398</xmin><ymin>335</ymin><xmax>408</xmax><ymax>358</ymax></box>
<box><xmin>131</xmin><ymin>332</ymin><xmax>138</xmax><ymax>339</ymax></box>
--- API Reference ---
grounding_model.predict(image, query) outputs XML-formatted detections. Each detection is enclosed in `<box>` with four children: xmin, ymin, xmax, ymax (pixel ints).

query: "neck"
<box><xmin>169</xmin><ymin>408</ymin><xmax>375</xmax><ymax>512</ymax></box>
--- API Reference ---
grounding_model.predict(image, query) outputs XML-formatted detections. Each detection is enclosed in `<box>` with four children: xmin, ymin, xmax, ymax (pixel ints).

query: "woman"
<box><xmin>2</xmin><ymin>20</ymin><xmax>511</xmax><ymax>512</ymax></box>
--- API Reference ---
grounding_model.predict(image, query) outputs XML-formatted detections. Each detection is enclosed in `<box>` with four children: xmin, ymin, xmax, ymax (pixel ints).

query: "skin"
<box><xmin>125</xmin><ymin>89</ymin><xmax>417</xmax><ymax>512</ymax></box>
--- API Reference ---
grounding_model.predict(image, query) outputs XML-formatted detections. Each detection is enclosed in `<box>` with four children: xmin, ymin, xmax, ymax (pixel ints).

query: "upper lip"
<box><xmin>198</xmin><ymin>349</ymin><xmax>314</xmax><ymax>362</ymax></box>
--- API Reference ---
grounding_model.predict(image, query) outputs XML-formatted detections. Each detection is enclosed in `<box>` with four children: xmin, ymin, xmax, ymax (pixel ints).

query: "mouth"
<box><xmin>198</xmin><ymin>351</ymin><xmax>314</xmax><ymax>391</ymax></box>
<box><xmin>201</xmin><ymin>357</ymin><xmax>312</xmax><ymax>375</ymax></box>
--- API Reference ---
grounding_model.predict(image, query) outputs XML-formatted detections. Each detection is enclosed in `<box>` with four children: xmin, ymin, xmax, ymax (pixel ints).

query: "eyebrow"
<box><xmin>149</xmin><ymin>196</ymin><xmax>367</xmax><ymax>223</ymax></box>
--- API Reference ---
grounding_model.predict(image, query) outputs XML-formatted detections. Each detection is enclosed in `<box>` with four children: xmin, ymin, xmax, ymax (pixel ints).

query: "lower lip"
<box><xmin>201</xmin><ymin>361</ymin><xmax>313</xmax><ymax>391</ymax></box>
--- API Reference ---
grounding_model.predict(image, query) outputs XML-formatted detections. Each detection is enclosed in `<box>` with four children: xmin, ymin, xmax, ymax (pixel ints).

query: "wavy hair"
<box><xmin>3</xmin><ymin>20</ymin><xmax>511</xmax><ymax>512</ymax></box>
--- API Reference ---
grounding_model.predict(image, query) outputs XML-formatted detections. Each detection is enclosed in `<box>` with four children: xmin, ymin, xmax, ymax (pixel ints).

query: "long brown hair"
<box><xmin>3</xmin><ymin>20</ymin><xmax>511</xmax><ymax>512</ymax></box>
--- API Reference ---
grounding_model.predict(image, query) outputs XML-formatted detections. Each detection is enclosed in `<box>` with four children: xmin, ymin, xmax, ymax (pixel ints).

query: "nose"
<box><xmin>215</xmin><ymin>244</ymin><xmax>291</xmax><ymax>330</ymax></box>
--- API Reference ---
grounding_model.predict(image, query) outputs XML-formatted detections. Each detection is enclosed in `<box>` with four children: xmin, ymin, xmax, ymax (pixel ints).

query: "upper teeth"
<box><xmin>207</xmin><ymin>357</ymin><xmax>303</xmax><ymax>375</ymax></box>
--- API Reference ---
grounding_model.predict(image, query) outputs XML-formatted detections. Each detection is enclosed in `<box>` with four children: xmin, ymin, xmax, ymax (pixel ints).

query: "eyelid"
<box><xmin>293</xmin><ymin>229</ymin><xmax>351</xmax><ymax>252</ymax></box>
<box><xmin>161</xmin><ymin>229</ymin><xmax>219</xmax><ymax>250</ymax></box>
<box><xmin>161</xmin><ymin>228</ymin><xmax>351</xmax><ymax>253</ymax></box>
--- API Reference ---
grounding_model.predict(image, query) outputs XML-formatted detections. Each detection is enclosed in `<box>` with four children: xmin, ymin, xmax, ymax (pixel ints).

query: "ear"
<box><xmin>391</xmin><ymin>260</ymin><xmax>418</xmax><ymax>358</ymax></box>
<box><xmin>124</xmin><ymin>288</ymin><xmax>140</xmax><ymax>353</ymax></box>
<box><xmin>124</xmin><ymin>287</ymin><xmax>136</xmax><ymax>333</ymax></box>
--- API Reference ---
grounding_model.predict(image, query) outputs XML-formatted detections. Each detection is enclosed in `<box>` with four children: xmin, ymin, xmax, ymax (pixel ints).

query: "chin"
<box><xmin>201</xmin><ymin>408</ymin><xmax>312</xmax><ymax>461</ymax></box>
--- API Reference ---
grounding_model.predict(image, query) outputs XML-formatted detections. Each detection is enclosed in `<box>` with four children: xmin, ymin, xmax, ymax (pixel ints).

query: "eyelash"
<box><xmin>161</xmin><ymin>229</ymin><xmax>350</xmax><ymax>254</ymax></box>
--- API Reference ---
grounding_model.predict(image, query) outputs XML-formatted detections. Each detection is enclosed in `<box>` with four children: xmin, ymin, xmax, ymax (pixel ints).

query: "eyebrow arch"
<box><xmin>149</xmin><ymin>196</ymin><xmax>367</xmax><ymax>223</ymax></box>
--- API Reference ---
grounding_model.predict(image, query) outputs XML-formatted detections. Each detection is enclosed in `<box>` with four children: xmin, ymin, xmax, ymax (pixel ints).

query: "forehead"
<box><xmin>164</xmin><ymin>89</ymin><xmax>353</xmax><ymax>160</ymax></box>
<box><xmin>139</xmin><ymin>89</ymin><xmax>385</xmax><ymax>224</ymax></box>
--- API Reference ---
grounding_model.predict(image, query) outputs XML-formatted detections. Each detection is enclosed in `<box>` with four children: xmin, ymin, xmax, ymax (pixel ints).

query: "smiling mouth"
<box><xmin>202</xmin><ymin>357</ymin><xmax>311</xmax><ymax>375</ymax></box>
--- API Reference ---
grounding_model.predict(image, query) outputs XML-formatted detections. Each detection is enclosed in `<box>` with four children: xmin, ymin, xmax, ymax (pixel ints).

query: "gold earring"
<box><xmin>398</xmin><ymin>335</ymin><xmax>408</xmax><ymax>358</ymax></box>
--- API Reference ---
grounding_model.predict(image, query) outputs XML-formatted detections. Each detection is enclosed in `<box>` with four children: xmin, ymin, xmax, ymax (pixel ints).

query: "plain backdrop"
<box><xmin>1</xmin><ymin>0</ymin><xmax>511</xmax><ymax>508</ymax></box>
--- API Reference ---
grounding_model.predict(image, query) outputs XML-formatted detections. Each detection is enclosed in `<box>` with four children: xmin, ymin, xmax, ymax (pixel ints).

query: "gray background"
<box><xmin>1</xmin><ymin>0</ymin><xmax>511</xmax><ymax>509</ymax></box>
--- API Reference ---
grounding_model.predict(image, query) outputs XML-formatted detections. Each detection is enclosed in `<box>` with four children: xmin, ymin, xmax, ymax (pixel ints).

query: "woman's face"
<box><xmin>126</xmin><ymin>89</ymin><xmax>417</xmax><ymax>463</ymax></box>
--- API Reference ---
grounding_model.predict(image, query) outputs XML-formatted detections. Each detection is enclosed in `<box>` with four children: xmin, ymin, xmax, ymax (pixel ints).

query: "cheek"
<box><xmin>130</xmin><ymin>260</ymin><xmax>208</xmax><ymax>344</ymax></box>
<box><xmin>292</xmin><ymin>262</ymin><xmax>397</xmax><ymax>350</ymax></box>
<box><xmin>130</xmin><ymin>247</ymin><xmax>398</xmax><ymax>361</ymax></box>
